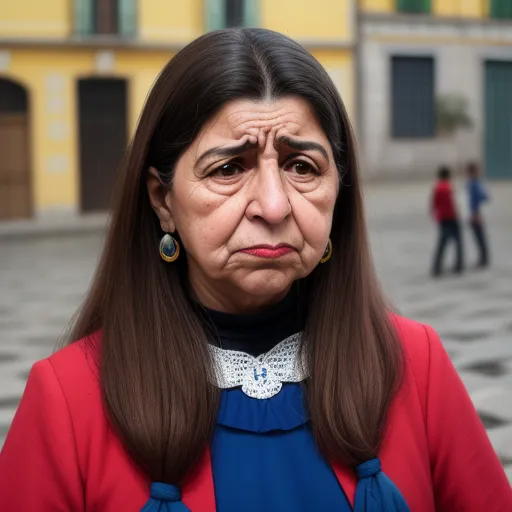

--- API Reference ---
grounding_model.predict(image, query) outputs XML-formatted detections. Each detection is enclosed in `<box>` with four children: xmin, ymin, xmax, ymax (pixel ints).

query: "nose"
<box><xmin>245</xmin><ymin>159</ymin><xmax>291</xmax><ymax>225</ymax></box>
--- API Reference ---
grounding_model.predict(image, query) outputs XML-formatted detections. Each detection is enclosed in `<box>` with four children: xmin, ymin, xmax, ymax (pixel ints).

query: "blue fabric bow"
<box><xmin>354</xmin><ymin>458</ymin><xmax>410</xmax><ymax>512</ymax></box>
<box><xmin>140</xmin><ymin>482</ymin><xmax>191</xmax><ymax>512</ymax></box>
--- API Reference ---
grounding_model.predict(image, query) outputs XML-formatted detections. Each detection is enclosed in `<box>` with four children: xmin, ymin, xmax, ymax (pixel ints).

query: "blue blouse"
<box><xmin>143</xmin><ymin>290</ymin><xmax>410</xmax><ymax>511</ymax></box>
<box><xmin>210</xmin><ymin>383</ymin><xmax>352</xmax><ymax>511</ymax></box>
<box><xmin>144</xmin><ymin>382</ymin><xmax>410</xmax><ymax>512</ymax></box>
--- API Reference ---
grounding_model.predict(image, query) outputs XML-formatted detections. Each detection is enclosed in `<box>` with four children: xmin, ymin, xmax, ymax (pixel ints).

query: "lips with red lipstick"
<box><xmin>239</xmin><ymin>244</ymin><xmax>295</xmax><ymax>259</ymax></box>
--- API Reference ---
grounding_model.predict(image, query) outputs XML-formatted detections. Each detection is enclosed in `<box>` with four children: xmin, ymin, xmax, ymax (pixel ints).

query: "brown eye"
<box><xmin>288</xmin><ymin>160</ymin><xmax>317</xmax><ymax>176</ymax></box>
<box><xmin>213</xmin><ymin>163</ymin><xmax>244</xmax><ymax>178</ymax></box>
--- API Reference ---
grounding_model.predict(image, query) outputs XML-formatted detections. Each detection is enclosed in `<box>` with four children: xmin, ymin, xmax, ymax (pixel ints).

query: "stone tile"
<box><xmin>474</xmin><ymin>392</ymin><xmax>512</xmax><ymax>423</ymax></box>
<box><xmin>451</xmin><ymin>339</ymin><xmax>512</xmax><ymax>369</ymax></box>
<box><xmin>478</xmin><ymin>412</ymin><xmax>510</xmax><ymax>430</ymax></box>
<box><xmin>505</xmin><ymin>465</ymin><xmax>512</xmax><ymax>484</ymax></box>
<box><xmin>0</xmin><ymin>396</ymin><xmax>22</xmax><ymax>409</ymax></box>
<box><xmin>0</xmin><ymin>409</ymin><xmax>17</xmax><ymax>427</ymax></box>
<box><xmin>461</xmin><ymin>359</ymin><xmax>511</xmax><ymax>377</ymax></box>
<box><xmin>0</xmin><ymin>351</ymin><xmax>20</xmax><ymax>363</ymax></box>
<box><xmin>487</xmin><ymin>425</ymin><xmax>512</xmax><ymax>459</ymax></box>
<box><xmin>459</xmin><ymin>371</ymin><xmax>501</xmax><ymax>394</ymax></box>
<box><xmin>438</xmin><ymin>329</ymin><xmax>494</xmax><ymax>343</ymax></box>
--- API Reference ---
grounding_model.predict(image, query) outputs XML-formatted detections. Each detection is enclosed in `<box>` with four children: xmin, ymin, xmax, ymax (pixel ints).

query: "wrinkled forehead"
<box><xmin>196</xmin><ymin>96</ymin><xmax>327</xmax><ymax>146</ymax></box>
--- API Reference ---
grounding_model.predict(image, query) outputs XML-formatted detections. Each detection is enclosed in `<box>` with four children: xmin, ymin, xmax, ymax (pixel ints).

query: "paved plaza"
<box><xmin>0</xmin><ymin>181</ymin><xmax>511</xmax><ymax>481</ymax></box>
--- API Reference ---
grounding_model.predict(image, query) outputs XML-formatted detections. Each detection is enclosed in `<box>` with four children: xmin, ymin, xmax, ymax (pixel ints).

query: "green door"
<box><xmin>485</xmin><ymin>61</ymin><xmax>512</xmax><ymax>179</ymax></box>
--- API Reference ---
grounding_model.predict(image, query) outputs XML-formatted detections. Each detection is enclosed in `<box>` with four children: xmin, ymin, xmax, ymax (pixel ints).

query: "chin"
<box><xmin>234</xmin><ymin>268</ymin><xmax>298</xmax><ymax>299</ymax></box>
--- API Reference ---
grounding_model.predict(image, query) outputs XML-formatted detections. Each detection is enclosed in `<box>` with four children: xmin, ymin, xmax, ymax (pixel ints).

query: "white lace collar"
<box><xmin>208</xmin><ymin>333</ymin><xmax>307</xmax><ymax>399</ymax></box>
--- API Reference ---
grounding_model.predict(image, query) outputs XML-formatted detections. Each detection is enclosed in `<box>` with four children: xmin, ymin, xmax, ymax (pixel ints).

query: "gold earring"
<box><xmin>320</xmin><ymin>238</ymin><xmax>332</xmax><ymax>264</ymax></box>
<box><xmin>159</xmin><ymin>233</ymin><xmax>180</xmax><ymax>262</ymax></box>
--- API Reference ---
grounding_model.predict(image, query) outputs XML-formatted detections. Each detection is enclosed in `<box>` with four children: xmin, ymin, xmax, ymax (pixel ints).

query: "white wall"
<box><xmin>360</xmin><ymin>15</ymin><xmax>512</xmax><ymax>180</ymax></box>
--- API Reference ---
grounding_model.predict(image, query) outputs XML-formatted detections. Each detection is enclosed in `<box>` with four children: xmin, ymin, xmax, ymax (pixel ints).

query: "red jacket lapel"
<box><xmin>182</xmin><ymin>447</ymin><xmax>216</xmax><ymax>511</ymax></box>
<box><xmin>332</xmin><ymin>460</ymin><xmax>357</xmax><ymax>508</ymax></box>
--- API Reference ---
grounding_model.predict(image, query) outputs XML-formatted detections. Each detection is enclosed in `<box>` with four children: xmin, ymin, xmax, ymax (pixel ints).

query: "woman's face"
<box><xmin>148</xmin><ymin>96</ymin><xmax>339</xmax><ymax>313</ymax></box>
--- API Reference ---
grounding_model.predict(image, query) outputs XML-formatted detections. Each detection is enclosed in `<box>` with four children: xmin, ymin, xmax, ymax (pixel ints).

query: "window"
<box><xmin>206</xmin><ymin>0</ymin><xmax>259</xmax><ymax>31</ymax></box>
<box><xmin>93</xmin><ymin>0</ymin><xmax>118</xmax><ymax>35</ymax></box>
<box><xmin>490</xmin><ymin>0</ymin><xmax>512</xmax><ymax>19</ymax></box>
<box><xmin>75</xmin><ymin>0</ymin><xmax>136</xmax><ymax>36</ymax></box>
<box><xmin>226</xmin><ymin>0</ymin><xmax>245</xmax><ymax>27</ymax></box>
<box><xmin>391</xmin><ymin>56</ymin><xmax>435</xmax><ymax>138</ymax></box>
<box><xmin>396</xmin><ymin>0</ymin><xmax>431</xmax><ymax>14</ymax></box>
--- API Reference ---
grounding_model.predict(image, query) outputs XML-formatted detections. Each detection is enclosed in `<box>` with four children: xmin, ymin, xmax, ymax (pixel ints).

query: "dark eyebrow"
<box><xmin>196</xmin><ymin>139</ymin><xmax>258</xmax><ymax>165</ymax></box>
<box><xmin>276</xmin><ymin>136</ymin><xmax>329</xmax><ymax>161</ymax></box>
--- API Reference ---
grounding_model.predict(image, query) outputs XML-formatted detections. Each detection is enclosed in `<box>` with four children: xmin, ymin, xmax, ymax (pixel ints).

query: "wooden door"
<box><xmin>0</xmin><ymin>79</ymin><xmax>31</xmax><ymax>220</ymax></box>
<box><xmin>78</xmin><ymin>78</ymin><xmax>128</xmax><ymax>212</ymax></box>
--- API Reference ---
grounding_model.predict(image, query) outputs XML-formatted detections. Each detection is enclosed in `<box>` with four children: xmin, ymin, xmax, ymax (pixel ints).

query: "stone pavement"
<box><xmin>0</xmin><ymin>181</ymin><xmax>511</xmax><ymax>482</ymax></box>
<box><xmin>366</xmin><ymin>181</ymin><xmax>512</xmax><ymax>482</ymax></box>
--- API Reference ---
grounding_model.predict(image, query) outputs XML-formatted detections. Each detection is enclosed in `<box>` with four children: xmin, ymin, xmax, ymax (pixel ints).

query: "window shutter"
<box><xmin>491</xmin><ymin>0</ymin><xmax>512</xmax><ymax>19</ymax></box>
<box><xmin>243</xmin><ymin>0</ymin><xmax>259</xmax><ymax>27</ymax></box>
<box><xmin>391</xmin><ymin>56</ymin><xmax>435</xmax><ymax>138</ymax></box>
<box><xmin>205</xmin><ymin>0</ymin><xmax>227</xmax><ymax>31</ymax></box>
<box><xmin>119</xmin><ymin>0</ymin><xmax>137</xmax><ymax>36</ymax></box>
<box><xmin>74</xmin><ymin>0</ymin><xmax>94</xmax><ymax>35</ymax></box>
<box><xmin>397</xmin><ymin>0</ymin><xmax>430</xmax><ymax>14</ymax></box>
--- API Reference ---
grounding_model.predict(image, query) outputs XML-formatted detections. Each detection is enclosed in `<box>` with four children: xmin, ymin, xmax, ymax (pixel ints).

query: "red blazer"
<box><xmin>0</xmin><ymin>316</ymin><xmax>510</xmax><ymax>511</ymax></box>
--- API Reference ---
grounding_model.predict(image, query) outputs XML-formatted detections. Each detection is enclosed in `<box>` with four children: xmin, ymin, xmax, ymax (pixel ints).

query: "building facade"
<box><xmin>0</xmin><ymin>0</ymin><xmax>356</xmax><ymax>219</ymax></box>
<box><xmin>360</xmin><ymin>0</ymin><xmax>512</xmax><ymax>180</ymax></box>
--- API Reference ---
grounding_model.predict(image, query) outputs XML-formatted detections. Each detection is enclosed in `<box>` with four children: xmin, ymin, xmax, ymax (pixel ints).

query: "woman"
<box><xmin>0</xmin><ymin>29</ymin><xmax>510</xmax><ymax>511</ymax></box>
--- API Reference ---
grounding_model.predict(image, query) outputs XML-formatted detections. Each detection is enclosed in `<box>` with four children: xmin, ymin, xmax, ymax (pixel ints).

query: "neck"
<box><xmin>199</xmin><ymin>284</ymin><xmax>303</xmax><ymax>357</ymax></box>
<box><xmin>188</xmin><ymin>277</ymin><xmax>293</xmax><ymax>315</ymax></box>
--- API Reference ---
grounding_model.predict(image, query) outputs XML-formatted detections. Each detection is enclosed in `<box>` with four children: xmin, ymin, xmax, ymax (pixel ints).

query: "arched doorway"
<box><xmin>78</xmin><ymin>78</ymin><xmax>128</xmax><ymax>212</ymax></box>
<box><xmin>0</xmin><ymin>78</ymin><xmax>32</xmax><ymax>219</ymax></box>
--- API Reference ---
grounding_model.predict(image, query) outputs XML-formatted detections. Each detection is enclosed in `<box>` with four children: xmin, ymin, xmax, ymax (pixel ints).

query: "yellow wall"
<box><xmin>115</xmin><ymin>52</ymin><xmax>173</xmax><ymax>128</ymax></box>
<box><xmin>433</xmin><ymin>0</ymin><xmax>486</xmax><ymax>17</ymax></box>
<box><xmin>361</xmin><ymin>0</ymin><xmax>394</xmax><ymax>13</ymax></box>
<box><xmin>0</xmin><ymin>0</ymin><xmax>357</xmax><ymax>215</ymax></box>
<box><xmin>262</xmin><ymin>0</ymin><xmax>354</xmax><ymax>41</ymax></box>
<box><xmin>361</xmin><ymin>0</ymin><xmax>487</xmax><ymax>17</ymax></box>
<box><xmin>0</xmin><ymin>0</ymin><xmax>70</xmax><ymax>38</ymax></box>
<box><xmin>312</xmin><ymin>51</ymin><xmax>355</xmax><ymax>121</ymax></box>
<box><xmin>3</xmin><ymin>47</ymin><xmax>354</xmax><ymax>214</ymax></box>
<box><xmin>2</xmin><ymin>48</ymin><xmax>172</xmax><ymax>212</ymax></box>
<box><xmin>139</xmin><ymin>0</ymin><xmax>204</xmax><ymax>43</ymax></box>
<box><xmin>0</xmin><ymin>0</ymin><xmax>206</xmax><ymax>43</ymax></box>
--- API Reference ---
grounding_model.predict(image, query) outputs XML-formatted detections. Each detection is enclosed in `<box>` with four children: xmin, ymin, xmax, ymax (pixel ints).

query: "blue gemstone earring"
<box><xmin>159</xmin><ymin>233</ymin><xmax>180</xmax><ymax>263</ymax></box>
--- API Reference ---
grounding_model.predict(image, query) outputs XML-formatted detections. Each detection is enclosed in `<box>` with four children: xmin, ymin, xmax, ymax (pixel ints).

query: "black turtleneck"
<box><xmin>199</xmin><ymin>285</ymin><xmax>303</xmax><ymax>357</ymax></box>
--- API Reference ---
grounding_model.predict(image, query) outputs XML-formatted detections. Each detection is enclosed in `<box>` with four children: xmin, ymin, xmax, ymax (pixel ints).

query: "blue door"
<box><xmin>485</xmin><ymin>61</ymin><xmax>512</xmax><ymax>179</ymax></box>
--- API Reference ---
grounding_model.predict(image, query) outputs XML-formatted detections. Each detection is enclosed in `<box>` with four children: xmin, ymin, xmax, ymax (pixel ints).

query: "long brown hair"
<box><xmin>69</xmin><ymin>28</ymin><xmax>403</xmax><ymax>485</ymax></box>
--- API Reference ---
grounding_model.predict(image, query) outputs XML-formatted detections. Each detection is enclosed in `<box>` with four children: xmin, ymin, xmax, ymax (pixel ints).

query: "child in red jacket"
<box><xmin>431</xmin><ymin>166</ymin><xmax>464</xmax><ymax>277</ymax></box>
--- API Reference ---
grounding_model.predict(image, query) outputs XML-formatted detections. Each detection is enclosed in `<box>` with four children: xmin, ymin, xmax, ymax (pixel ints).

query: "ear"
<box><xmin>146</xmin><ymin>166</ymin><xmax>176</xmax><ymax>233</ymax></box>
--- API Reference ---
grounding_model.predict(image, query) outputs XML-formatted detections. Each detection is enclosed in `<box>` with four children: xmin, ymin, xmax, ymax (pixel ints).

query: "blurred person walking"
<box><xmin>466</xmin><ymin>162</ymin><xmax>490</xmax><ymax>269</ymax></box>
<box><xmin>431</xmin><ymin>166</ymin><xmax>464</xmax><ymax>277</ymax></box>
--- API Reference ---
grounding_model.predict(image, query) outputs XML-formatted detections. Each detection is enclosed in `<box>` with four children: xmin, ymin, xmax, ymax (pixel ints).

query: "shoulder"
<box><xmin>390</xmin><ymin>314</ymin><xmax>444</xmax><ymax>384</ymax></box>
<box><xmin>391</xmin><ymin>314</ymin><xmax>435</xmax><ymax>353</ymax></box>
<box><xmin>31</xmin><ymin>332</ymin><xmax>103</xmax><ymax>415</ymax></box>
<box><xmin>390</xmin><ymin>314</ymin><xmax>458</xmax><ymax>408</ymax></box>
<box><xmin>34</xmin><ymin>332</ymin><xmax>107</xmax><ymax>452</ymax></box>
<box><xmin>388</xmin><ymin>316</ymin><xmax>439</xmax><ymax>425</ymax></box>
<box><xmin>10</xmin><ymin>331</ymin><xmax>104</xmax><ymax>447</ymax></box>
<box><xmin>46</xmin><ymin>331</ymin><xmax>101</xmax><ymax>384</ymax></box>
